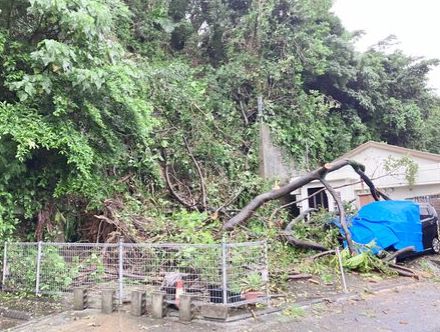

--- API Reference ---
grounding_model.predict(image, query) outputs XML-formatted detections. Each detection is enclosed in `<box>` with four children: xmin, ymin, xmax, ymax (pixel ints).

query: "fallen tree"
<box><xmin>224</xmin><ymin>159</ymin><xmax>390</xmax><ymax>255</ymax></box>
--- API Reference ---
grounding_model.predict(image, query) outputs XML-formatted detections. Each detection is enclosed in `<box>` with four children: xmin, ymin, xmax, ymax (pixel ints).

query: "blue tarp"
<box><xmin>335</xmin><ymin>200</ymin><xmax>423</xmax><ymax>253</ymax></box>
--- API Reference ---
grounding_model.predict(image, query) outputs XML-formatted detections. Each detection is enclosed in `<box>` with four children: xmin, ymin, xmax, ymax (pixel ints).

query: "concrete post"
<box><xmin>151</xmin><ymin>292</ymin><xmax>165</xmax><ymax>319</ymax></box>
<box><xmin>73</xmin><ymin>287</ymin><xmax>88</xmax><ymax>310</ymax></box>
<box><xmin>131</xmin><ymin>290</ymin><xmax>147</xmax><ymax>316</ymax></box>
<box><xmin>102</xmin><ymin>289</ymin><xmax>116</xmax><ymax>314</ymax></box>
<box><xmin>178</xmin><ymin>294</ymin><xmax>192</xmax><ymax>322</ymax></box>
<box><xmin>201</xmin><ymin>304</ymin><xmax>229</xmax><ymax>320</ymax></box>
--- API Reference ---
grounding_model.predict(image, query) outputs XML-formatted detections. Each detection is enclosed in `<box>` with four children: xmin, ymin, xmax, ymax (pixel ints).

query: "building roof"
<box><xmin>337</xmin><ymin>141</ymin><xmax>440</xmax><ymax>163</ymax></box>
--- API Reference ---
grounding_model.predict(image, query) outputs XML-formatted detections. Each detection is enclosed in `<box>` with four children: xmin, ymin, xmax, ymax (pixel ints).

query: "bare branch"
<box><xmin>309</xmin><ymin>250</ymin><xmax>336</xmax><ymax>261</ymax></box>
<box><xmin>320</xmin><ymin>178</ymin><xmax>354</xmax><ymax>255</ymax></box>
<box><xmin>184</xmin><ymin>137</ymin><xmax>207</xmax><ymax>210</ymax></box>
<box><xmin>163</xmin><ymin>150</ymin><xmax>197</xmax><ymax>209</ymax></box>
<box><xmin>214</xmin><ymin>188</ymin><xmax>244</xmax><ymax>214</ymax></box>
<box><xmin>285</xmin><ymin>208</ymin><xmax>318</xmax><ymax>232</ymax></box>
<box><xmin>356</xmin><ymin>169</ymin><xmax>391</xmax><ymax>201</ymax></box>
<box><xmin>269</xmin><ymin>170</ymin><xmax>400</xmax><ymax>223</ymax></box>
<box><xmin>382</xmin><ymin>246</ymin><xmax>415</xmax><ymax>262</ymax></box>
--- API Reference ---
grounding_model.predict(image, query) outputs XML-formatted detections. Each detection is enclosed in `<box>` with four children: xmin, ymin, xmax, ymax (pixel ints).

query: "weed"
<box><xmin>282</xmin><ymin>304</ymin><xmax>306</xmax><ymax>319</ymax></box>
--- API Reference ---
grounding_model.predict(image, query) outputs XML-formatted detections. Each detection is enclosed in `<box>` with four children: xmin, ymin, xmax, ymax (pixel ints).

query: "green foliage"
<box><xmin>0</xmin><ymin>0</ymin><xmax>438</xmax><ymax>245</ymax></box>
<box><xmin>176</xmin><ymin>245</ymin><xmax>220</xmax><ymax>282</ymax></box>
<box><xmin>71</xmin><ymin>251</ymin><xmax>105</xmax><ymax>283</ymax></box>
<box><xmin>291</xmin><ymin>209</ymin><xmax>340</xmax><ymax>249</ymax></box>
<box><xmin>5</xmin><ymin>245</ymin><xmax>76</xmax><ymax>293</ymax></box>
<box><xmin>170</xmin><ymin>210</ymin><xmax>218</xmax><ymax>244</ymax></box>
<box><xmin>239</xmin><ymin>271</ymin><xmax>264</xmax><ymax>292</ymax></box>
<box><xmin>40</xmin><ymin>246</ymin><xmax>77</xmax><ymax>291</ymax></box>
<box><xmin>336</xmin><ymin>247</ymin><xmax>395</xmax><ymax>275</ymax></box>
<box><xmin>0</xmin><ymin>0</ymin><xmax>158</xmax><ymax>240</ymax></box>
<box><xmin>282</xmin><ymin>304</ymin><xmax>306</xmax><ymax>319</ymax></box>
<box><xmin>384</xmin><ymin>155</ymin><xmax>419</xmax><ymax>187</ymax></box>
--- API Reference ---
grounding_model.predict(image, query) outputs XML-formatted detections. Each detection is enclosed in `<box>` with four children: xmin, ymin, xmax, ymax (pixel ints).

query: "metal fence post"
<box><xmin>263</xmin><ymin>240</ymin><xmax>270</xmax><ymax>305</ymax></box>
<box><xmin>2</xmin><ymin>242</ymin><xmax>7</xmax><ymax>290</ymax></box>
<box><xmin>35</xmin><ymin>241</ymin><xmax>42</xmax><ymax>295</ymax></box>
<box><xmin>336</xmin><ymin>247</ymin><xmax>348</xmax><ymax>293</ymax></box>
<box><xmin>221</xmin><ymin>238</ymin><xmax>228</xmax><ymax>305</ymax></box>
<box><xmin>118</xmin><ymin>237</ymin><xmax>124</xmax><ymax>304</ymax></box>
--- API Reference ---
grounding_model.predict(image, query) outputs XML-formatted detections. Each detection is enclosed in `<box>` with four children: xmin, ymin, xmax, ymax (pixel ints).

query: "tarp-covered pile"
<box><xmin>336</xmin><ymin>200</ymin><xmax>423</xmax><ymax>253</ymax></box>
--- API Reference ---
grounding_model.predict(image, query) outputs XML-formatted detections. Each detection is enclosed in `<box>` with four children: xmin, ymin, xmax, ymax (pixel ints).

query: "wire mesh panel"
<box><xmin>1</xmin><ymin>240</ymin><xmax>269</xmax><ymax>307</ymax></box>
<box><xmin>122</xmin><ymin>243</ymin><xmax>223</xmax><ymax>304</ymax></box>
<box><xmin>3</xmin><ymin>243</ymin><xmax>38</xmax><ymax>293</ymax></box>
<box><xmin>38</xmin><ymin>243</ymin><xmax>119</xmax><ymax>296</ymax></box>
<box><xmin>224</xmin><ymin>241</ymin><xmax>269</xmax><ymax>306</ymax></box>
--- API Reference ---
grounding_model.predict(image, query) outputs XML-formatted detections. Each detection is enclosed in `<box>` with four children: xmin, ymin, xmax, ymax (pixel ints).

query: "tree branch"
<box><xmin>284</xmin><ymin>208</ymin><xmax>318</xmax><ymax>232</ymax></box>
<box><xmin>223</xmin><ymin>159</ymin><xmax>368</xmax><ymax>230</ymax></box>
<box><xmin>355</xmin><ymin>169</ymin><xmax>391</xmax><ymax>201</ymax></box>
<box><xmin>162</xmin><ymin>150</ymin><xmax>197</xmax><ymax>209</ymax></box>
<box><xmin>382</xmin><ymin>246</ymin><xmax>415</xmax><ymax>262</ymax></box>
<box><xmin>214</xmin><ymin>188</ymin><xmax>244</xmax><ymax>214</ymax></box>
<box><xmin>269</xmin><ymin>171</ymin><xmax>398</xmax><ymax>223</ymax></box>
<box><xmin>309</xmin><ymin>250</ymin><xmax>336</xmax><ymax>261</ymax></box>
<box><xmin>320</xmin><ymin>178</ymin><xmax>354</xmax><ymax>255</ymax></box>
<box><xmin>282</xmin><ymin>208</ymin><xmax>328</xmax><ymax>252</ymax></box>
<box><xmin>237</xmin><ymin>88</ymin><xmax>249</xmax><ymax>125</ymax></box>
<box><xmin>184</xmin><ymin>137</ymin><xmax>207</xmax><ymax>210</ymax></box>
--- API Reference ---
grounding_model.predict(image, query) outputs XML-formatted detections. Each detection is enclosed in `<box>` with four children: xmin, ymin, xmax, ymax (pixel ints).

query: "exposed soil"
<box><xmin>0</xmin><ymin>317</ymin><xmax>21</xmax><ymax>331</ymax></box>
<box><xmin>0</xmin><ymin>294</ymin><xmax>65</xmax><ymax>316</ymax></box>
<box><xmin>0</xmin><ymin>293</ymin><xmax>68</xmax><ymax>330</ymax></box>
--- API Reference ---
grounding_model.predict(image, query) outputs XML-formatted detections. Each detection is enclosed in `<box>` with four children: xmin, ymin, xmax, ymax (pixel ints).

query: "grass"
<box><xmin>282</xmin><ymin>304</ymin><xmax>306</xmax><ymax>319</ymax></box>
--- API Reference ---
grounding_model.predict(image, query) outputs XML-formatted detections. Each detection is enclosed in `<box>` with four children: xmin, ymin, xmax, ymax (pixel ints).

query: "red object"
<box><xmin>175</xmin><ymin>280</ymin><xmax>184</xmax><ymax>308</ymax></box>
<box><xmin>243</xmin><ymin>291</ymin><xmax>264</xmax><ymax>301</ymax></box>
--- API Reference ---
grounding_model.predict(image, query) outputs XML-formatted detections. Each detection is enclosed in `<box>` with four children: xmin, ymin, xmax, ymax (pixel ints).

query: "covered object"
<box><xmin>340</xmin><ymin>201</ymin><xmax>423</xmax><ymax>252</ymax></box>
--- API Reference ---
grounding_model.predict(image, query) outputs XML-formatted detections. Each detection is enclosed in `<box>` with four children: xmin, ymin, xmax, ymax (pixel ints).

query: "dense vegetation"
<box><xmin>0</xmin><ymin>0</ymin><xmax>438</xmax><ymax>246</ymax></box>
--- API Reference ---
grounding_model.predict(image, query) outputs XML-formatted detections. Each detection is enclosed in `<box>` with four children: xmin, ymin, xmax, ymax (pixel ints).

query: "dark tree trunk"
<box><xmin>224</xmin><ymin>159</ymin><xmax>388</xmax><ymax>255</ymax></box>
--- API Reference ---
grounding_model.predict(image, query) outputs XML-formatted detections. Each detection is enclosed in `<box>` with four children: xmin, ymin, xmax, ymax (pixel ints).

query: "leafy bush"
<box><xmin>291</xmin><ymin>209</ymin><xmax>340</xmax><ymax>249</ymax></box>
<box><xmin>6</xmin><ymin>245</ymin><xmax>77</xmax><ymax>293</ymax></box>
<box><xmin>336</xmin><ymin>248</ymin><xmax>395</xmax><ymax>275</ymax></box>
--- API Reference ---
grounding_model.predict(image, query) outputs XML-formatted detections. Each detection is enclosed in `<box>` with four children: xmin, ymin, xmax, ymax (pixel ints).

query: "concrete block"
<box><xmin>131</xmin><ymin>290</ymin><xmax>147</xmax><ymax>316</ymax></box>
<box><xmin>73</xmin><ymin>287</ymin><xmax>88</xmax><ymax>310</ymax></box>
<box><xmin>151</xmin><ymin>292</ymin><xmax>165</xmax><ymax>319</ymax></box>
<box><xmin>178</xmin><ymin>294</ymin><xmax>192</xmax><ymax>322</ymax></box>
<box><xmin>201</xmin><ymin>304</ymin><xmax>228</xmax><ymax>320</ymax></box>
<box><xmin>101</xmin><ymin>289</ymin><xmax>116</xmax><ymax>314</ymax></box>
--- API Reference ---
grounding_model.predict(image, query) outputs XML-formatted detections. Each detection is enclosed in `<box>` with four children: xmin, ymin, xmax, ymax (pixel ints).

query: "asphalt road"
<box><xmin>242</xmin><ymin>281</ymin><xmax>440</xmax><ymax>332</ymax></box>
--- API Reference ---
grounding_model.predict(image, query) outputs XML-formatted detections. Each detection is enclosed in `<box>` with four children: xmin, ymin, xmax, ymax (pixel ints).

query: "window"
<box><xmin>307</xmin><ymin>187</ymin><xmax>329</xmax><ymax>210</ymax></box>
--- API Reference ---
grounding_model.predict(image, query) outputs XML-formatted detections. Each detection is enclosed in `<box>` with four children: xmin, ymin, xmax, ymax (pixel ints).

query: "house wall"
<box><xmin>294</xmin><ymin>146</ymin><xmax>440</xmax><ymax>212</ymax></box>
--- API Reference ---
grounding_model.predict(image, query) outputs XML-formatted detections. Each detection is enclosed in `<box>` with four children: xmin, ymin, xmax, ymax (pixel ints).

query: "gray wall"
<box><xmin>259</xmin><ymin>123</ymin><xmax>297</xmax><ymax>183</ymax></box>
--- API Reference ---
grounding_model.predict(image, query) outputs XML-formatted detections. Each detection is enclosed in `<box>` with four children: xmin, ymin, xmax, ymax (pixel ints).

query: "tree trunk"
<box><xmin>224</xmin><ymin>159</ymin><xmax>369</xmax><ymax>230</ymax></box>
<box><xmin>224</xmin><ymin>159</ymin><xmax>387</xmax><ymax>256</ymax></box>
<box><xmin>320</xmin><ymin>178</ymin><xmax>354</xmax><ymax>254</ymax></box>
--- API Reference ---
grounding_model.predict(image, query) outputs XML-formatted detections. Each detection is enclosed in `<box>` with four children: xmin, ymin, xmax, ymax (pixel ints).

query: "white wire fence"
<box><xmin>1</xmin><ymin>240</ymin><xmax>269</xmax><ymax>307</ymax></box>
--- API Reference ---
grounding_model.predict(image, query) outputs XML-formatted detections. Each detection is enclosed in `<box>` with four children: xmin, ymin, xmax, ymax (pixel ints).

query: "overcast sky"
<box><xmin>332</xmin><ymin>0</ymin><xmax>440</xmax><ymax>93</ymax></box>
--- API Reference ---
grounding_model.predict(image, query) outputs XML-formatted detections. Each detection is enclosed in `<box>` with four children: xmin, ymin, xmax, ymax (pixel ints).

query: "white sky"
<box><xmin>332</xmin><ymin>0</ymin><xmax>440</xmax><ymax>93</ymax></box>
